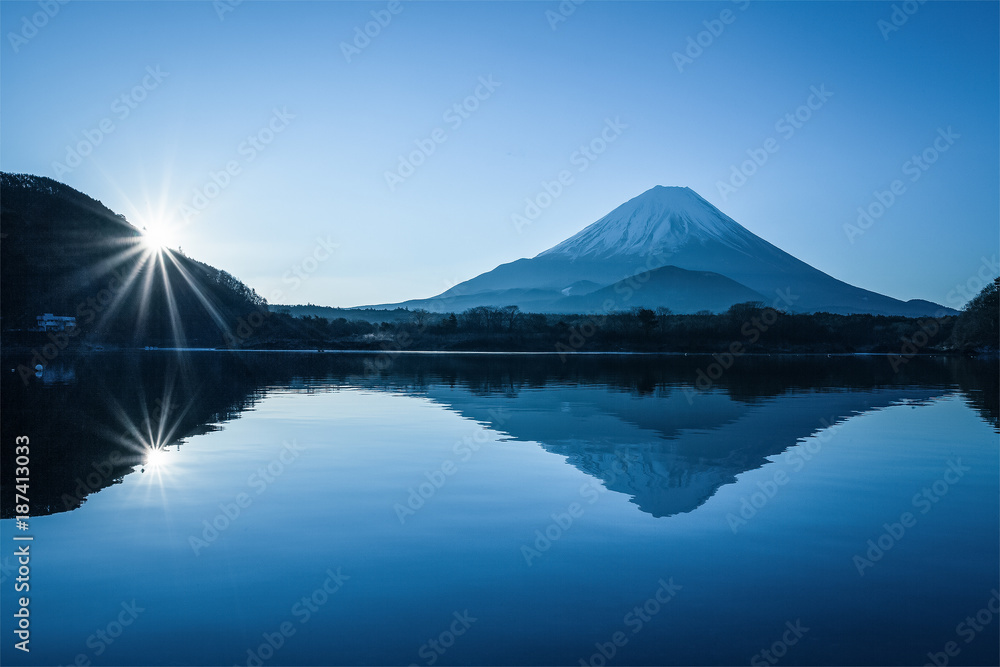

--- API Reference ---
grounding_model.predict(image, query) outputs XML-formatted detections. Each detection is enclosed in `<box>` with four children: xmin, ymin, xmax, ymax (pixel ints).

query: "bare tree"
<box><xmin>501</xmin><ymin>305</ymin><xmax>520</xmax><ymax>332</ymax></box>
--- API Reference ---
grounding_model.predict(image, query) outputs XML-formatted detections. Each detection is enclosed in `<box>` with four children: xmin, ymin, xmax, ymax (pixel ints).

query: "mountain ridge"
<box><xmin>0</xmin><ymin>172</ymin><xmax>267</xmax><ymax>346</ymax></box>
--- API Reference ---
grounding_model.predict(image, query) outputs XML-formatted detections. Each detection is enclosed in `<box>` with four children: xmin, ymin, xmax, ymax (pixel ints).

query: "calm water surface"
<box><xmin>1</xmin><ymin>352</ymin><xmax>997</xmax><ymax>666</ymax></box>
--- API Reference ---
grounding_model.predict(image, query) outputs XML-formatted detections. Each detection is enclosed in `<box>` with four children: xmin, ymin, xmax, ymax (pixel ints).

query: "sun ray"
<box><xmin>156</xmin><ymin>250</ymin><xmax>188</xmax><ymax>349</ymax></box>
<box><xmin>132</xmin><ymin>252</ymin><xmax>158</xmax><ymax>343</ymax></box>
<box><xmin>85</xmin><ymin>369</ymin><xmax>200</xmax><ymax>504</ymax></box>
<box><xmin>79</xmin><ymin>169</ymin><xmax>248</xmax><ymax>350</ymax></box>
<box><xmin>91</xmin><ymin>248</ymin><xmax>157</xmax><ymax>335</ymax></box>
<box><xmin>96</xmin><ymin>163</ymin><xmax>180</xmax><ymax>247</ymax></box>
<box><xmin>85</xmin><ymin>239</ymin><xmax>148</xmax><ymax>275</ymax></box>
<box><xmin>163</xmin><ymin>251</ymin><xmax>236</xmax><ymax>341</ymax></box>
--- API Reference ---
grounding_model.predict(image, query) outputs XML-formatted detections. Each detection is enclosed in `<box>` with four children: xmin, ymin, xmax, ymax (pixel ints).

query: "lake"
<box><xmin>1</xmin><ymin>352</ymin><xmax>997</xmax><ymax>666</ymax></box>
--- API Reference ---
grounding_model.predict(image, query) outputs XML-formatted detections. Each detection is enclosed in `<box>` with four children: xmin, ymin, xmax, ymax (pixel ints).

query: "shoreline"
<box><xmin>1</xmin><ymin>344</ymin><xmax>995</xmax><ymax>359</ymax></box>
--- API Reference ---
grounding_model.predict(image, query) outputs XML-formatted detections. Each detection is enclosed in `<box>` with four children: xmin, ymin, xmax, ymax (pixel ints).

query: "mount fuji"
<box><xmin>365</xmin><ymin>186</ymin><xmax>950</xmax><ymax>316</ymax></box>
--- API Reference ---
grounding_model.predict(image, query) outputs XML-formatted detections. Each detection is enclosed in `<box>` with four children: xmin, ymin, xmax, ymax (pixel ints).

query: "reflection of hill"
<box><xmin>950</xmin><ymin>358</ymin><xmax>1000</xmax><ymax>430</ymax></box>
<box><xmin>1</xmin><ymin>352</ymin><xmax>994</xmax><ymax>518</ymax></box>
<box><xmin>0</xmin><ymin>352</ymin><xmax>266</xmax><ymax>517</ymax></box>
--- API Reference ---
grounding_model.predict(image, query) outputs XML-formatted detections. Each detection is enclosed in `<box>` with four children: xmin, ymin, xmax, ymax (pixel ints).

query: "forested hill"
<box><xmin>1</xmin><ymin>173</ymin><xmax>266</xmax><ymax>346</ymax></box>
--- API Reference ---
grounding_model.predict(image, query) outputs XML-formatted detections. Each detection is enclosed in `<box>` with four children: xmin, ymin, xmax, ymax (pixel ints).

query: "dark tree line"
<box><xmin>216</xmin><ymin>295</ymin><xmax>1000</xmax><ymax>357</ymax></box>
<box><xmin>949</xmin><ymin>277</ymin><xmax>999</xmax><ymax>350</ymax></box>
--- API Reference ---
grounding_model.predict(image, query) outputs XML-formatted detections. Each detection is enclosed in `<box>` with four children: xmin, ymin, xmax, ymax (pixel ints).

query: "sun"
<box><xmin>140</xmin><ymin>220</ymin><xmax>176</xmax><ymax>253</ymax></box>
<box><xmin>142</xmin><ymin>446</ymin><xmax>170</xmax><ymax>473</ymax></box>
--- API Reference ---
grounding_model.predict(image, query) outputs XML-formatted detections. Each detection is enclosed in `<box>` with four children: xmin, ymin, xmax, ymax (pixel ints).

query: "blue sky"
<box><xmin>2</xmin><ymin>0</ymin><xmax>997</xmax><ymax>308</ymax></box>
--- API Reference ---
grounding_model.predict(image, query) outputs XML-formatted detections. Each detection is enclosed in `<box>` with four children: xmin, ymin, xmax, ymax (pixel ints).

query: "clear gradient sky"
<box><xmin>2</xmin><ymin>0</ymin><xmax>997</xmax><ymax>308</ymax></box>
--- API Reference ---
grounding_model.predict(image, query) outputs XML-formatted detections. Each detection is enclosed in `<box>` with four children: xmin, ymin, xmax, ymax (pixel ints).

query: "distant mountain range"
<box><xmin>362</xmin><ymin>186</ymin><xmax>952</xmax><ymax>316</ymax></box>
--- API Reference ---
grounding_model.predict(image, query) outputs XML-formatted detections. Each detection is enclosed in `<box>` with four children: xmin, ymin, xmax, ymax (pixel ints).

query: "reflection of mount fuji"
<box><xmin>417</xmin><ymin>384</ymin><xmax>945</xmax><ymax>518</ymax></box>
<box><xmin>3</xmin><ymin>352</ymin><xmax>995</xmax><ymax>519</ymax></box>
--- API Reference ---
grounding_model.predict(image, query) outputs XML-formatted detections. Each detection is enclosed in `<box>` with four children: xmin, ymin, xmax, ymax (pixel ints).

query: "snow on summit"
<box><xmin>540</xmin><ymin>186</ymin><xmax>758</xmax><ymax>259</ymax></box>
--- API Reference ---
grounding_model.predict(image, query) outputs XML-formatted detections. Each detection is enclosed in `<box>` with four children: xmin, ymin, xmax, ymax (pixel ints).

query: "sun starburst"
<box><xmin>141</xmin><ymin>221</ymin><xmax>176</xmax><ymax>253</ymax></box>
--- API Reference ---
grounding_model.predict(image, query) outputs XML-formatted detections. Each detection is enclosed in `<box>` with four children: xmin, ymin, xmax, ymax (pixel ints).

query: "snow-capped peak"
<box><xmin>538</xmin><ymin>186</ymin><xmax>758</xmax><ymax>259</ymax></box>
